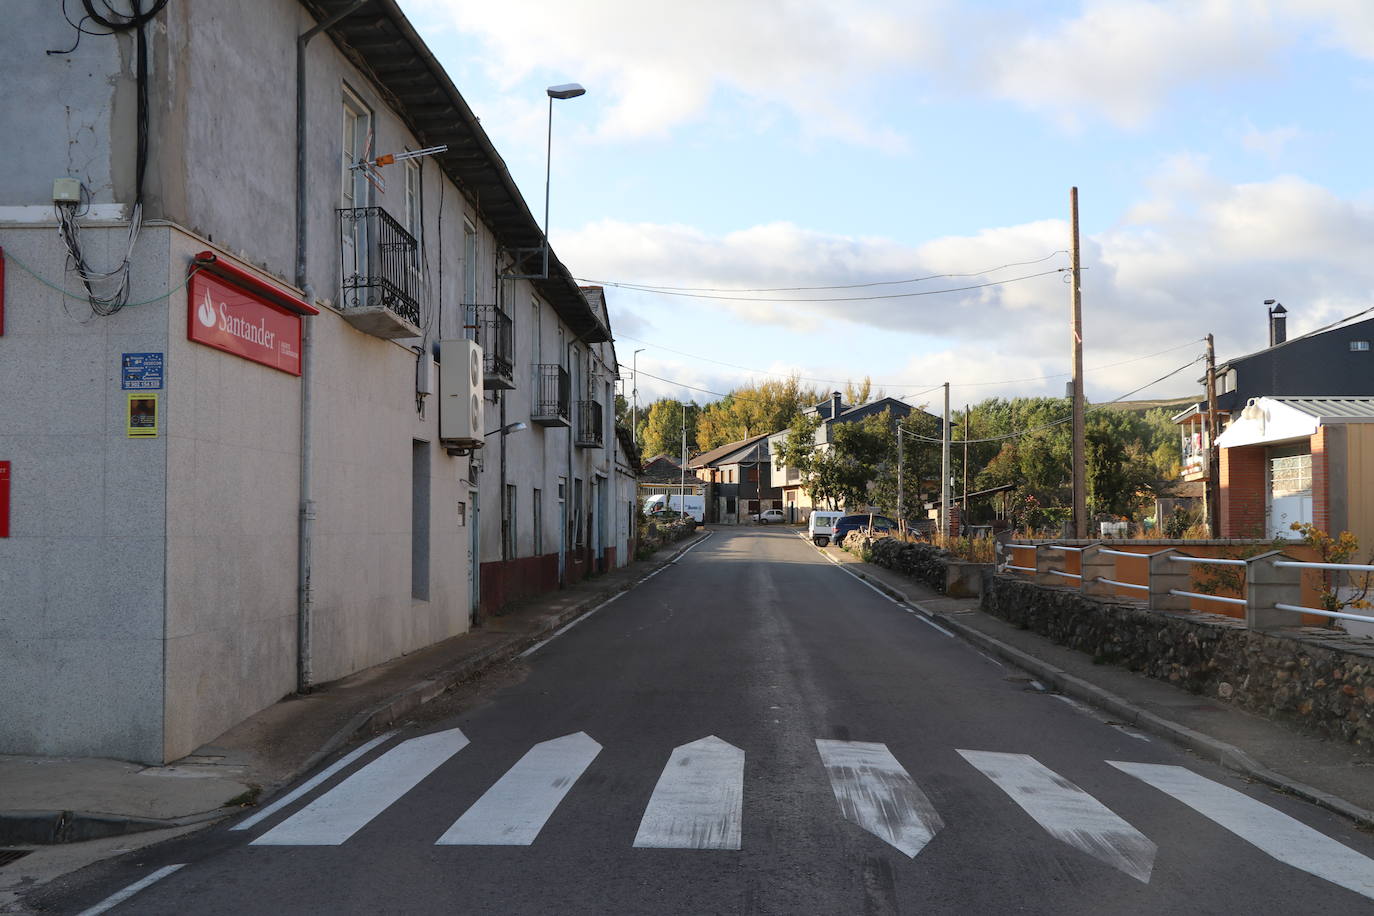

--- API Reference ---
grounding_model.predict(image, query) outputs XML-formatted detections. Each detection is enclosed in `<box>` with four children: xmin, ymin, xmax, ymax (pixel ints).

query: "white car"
<box><xmin>752</xmin><ymin>508</ymin><xmax>786</xmax><ymax>524</ymax></box>
<box><xmin>808</xmin><ymin>510</ymin><xmax>844</xmax><ymax>545</ymax></box>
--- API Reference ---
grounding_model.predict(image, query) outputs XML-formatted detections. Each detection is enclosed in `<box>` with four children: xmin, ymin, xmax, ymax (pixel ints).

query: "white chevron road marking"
<box><xmin>1111</xmin><ymin>761</ymin><xmax>1374</xmax><ymax>901</ymax></box>
<box><xmin>815</xmin><ymin>739</ymin><xmax>944</xmax><ymax>858</ymax></box>
<box><xmin>437</xmin><ymin>732</ymin><xmax>602</xmax><ymax>845</ymax></box>
<box><xmin>633</xmin><ymin>736</ymin><xmax>744</xmax><ymax>850</ymax></box>
<box><xmin>959</xmin><ymin>750</ymin><xmax>1156</xmax><ymax>882</ymax></box>
<box><xmin>252</xmin><ymin>727</ymin><xmax>469</xmax><ymax>846</ymax></box>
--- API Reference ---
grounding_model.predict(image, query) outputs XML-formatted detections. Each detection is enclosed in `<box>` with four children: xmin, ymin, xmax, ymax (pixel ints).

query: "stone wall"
<box><xmin>842</xmin><ymin>533</ymin><xmax>949</xmax><ymax>593</ymax></box>
<box><xmin>984</xmin><ymin>575</ymin><xmax>1374</xmax><ymax>753</ymax></box>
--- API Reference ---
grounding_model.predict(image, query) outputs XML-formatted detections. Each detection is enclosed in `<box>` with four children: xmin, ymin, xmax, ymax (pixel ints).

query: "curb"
<box><xmin>835</xmin><ymin>557</ymin><xmax>1374</xmax><ymax>830</ymax></box>
<box><xmin>0</xmin><ymin>531</ymin><xmax>710</xmax><ymax>846</ymax></box>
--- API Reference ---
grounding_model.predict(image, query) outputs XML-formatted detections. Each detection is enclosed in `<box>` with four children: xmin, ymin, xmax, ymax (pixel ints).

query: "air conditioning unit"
<box><xmin>439</xmin><ymin>339</ymin><xmax>484</xmax><ymax>449</ymax></box>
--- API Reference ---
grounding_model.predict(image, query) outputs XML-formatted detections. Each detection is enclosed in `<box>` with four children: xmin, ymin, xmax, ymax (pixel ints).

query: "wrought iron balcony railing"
<box><xmin>575</xmin><ymin>399</ymin><xmax>603</xmax><ymax>448</ymax></box>
<box><xmin>337</xmin><ymin>207</ymin><xmax>421</xmax><ymax>338</ymax></box>
<box><xmin>531</xmin><ymin>364</ymin><xmax>570</xmax><ymax>427</ymax></box>
<box><xmin>463</xmin><ymin>304</ymin><xmax>514</xmax><ymax>389</ymax></box>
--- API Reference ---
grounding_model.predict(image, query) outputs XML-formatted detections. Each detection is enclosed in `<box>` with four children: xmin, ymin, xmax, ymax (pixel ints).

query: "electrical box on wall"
<box><xmin>439</xmin><ymin>339</ymin><xmax>484</xmax><ymax>449</ymax></box>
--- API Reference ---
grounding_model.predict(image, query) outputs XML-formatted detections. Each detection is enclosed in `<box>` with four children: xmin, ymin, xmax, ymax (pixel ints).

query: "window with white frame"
<box><xmin>404</xmin><ymin>159</ymin><xmax>422</xmax><ymax>269</ymax></box>
<box><xmin>1351</xmin><ymin>340</ymin><xmax>1370</xmax><ymax>352</ymax></box>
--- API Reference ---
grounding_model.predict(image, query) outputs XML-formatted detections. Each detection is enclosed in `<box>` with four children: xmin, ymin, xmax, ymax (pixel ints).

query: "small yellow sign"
<box><xmin>127</xmin><ymin>393</ymin><xmax>159</xmax><ymax>438</ymax></box>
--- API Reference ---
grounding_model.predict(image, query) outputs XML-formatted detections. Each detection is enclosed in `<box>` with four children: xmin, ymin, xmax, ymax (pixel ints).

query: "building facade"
<box><xmin>0</xmin><ymin>0</ymin><xmax>617</xmax><ymax>763</ymax></box>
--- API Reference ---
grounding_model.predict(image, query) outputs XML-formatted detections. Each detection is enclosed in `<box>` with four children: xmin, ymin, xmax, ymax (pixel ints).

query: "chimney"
<box><xmin>1265</xmin><ymin>300</ymin><xmax>1287</xmax><ymax>347</ymax></box>
<box><xmin>831</xmin><ymin>391</ymin><xmax>843</xmax><ymax>418</ymax></box>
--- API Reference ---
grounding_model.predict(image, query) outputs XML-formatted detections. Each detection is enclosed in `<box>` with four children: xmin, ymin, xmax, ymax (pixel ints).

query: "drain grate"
<box><xmin>0</xmin><ymin>850</ymin><xmax>33</xmax><ymax>868</ymax></box>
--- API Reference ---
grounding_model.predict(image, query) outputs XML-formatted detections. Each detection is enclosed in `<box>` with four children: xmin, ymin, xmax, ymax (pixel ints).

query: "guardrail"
<box><xmin>998</xmin><ymin>540</ymin><xmax>1374</xmax><ymax>633</ymax></box>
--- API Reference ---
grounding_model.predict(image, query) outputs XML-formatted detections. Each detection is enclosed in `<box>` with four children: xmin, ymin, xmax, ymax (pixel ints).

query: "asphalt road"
<box><xmin>37</xmin><ymin>527</ymin><xmax>1374</xmax><ymax>914</ymax></box>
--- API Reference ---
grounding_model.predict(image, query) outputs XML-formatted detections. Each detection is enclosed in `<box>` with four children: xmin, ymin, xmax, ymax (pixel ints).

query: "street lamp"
<box><xmin>632</xmin><ymin>348</ymin><xmax>645</xmax><ymax>448</ymax></box>
<box><xmin>543</xmin><ymin>82</ymin><xmax>586</xmax><ymax>278</ymax></box>
<box><xmin>485</xmin><ymin>421</ymin><xmax>528</xmax><ymax>437</ymax></box>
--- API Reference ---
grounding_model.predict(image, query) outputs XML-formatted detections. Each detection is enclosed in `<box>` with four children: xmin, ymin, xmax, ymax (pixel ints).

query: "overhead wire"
<box><xmin>581</xmin><ymin>269</ymin><xmax>1065</xmax><ymax>304</ymax></box>
<box><xmin>576</xmin><ymin>251</ymin><xmax>1068</xmax><ymax>294</ymax></box>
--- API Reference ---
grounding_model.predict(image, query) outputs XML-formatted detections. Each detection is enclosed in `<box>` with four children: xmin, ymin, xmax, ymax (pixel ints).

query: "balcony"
<box><xmin>464</xmin><ymin>304</ymin><xmax>515</xmax><ymax>389</ymax></box>
<box><xmin>337</xmin><ymin>207</ymin><xmax>422</xmax><ymax>339</ymax></box>
<box><xmin>575</xmin><ymin>399</ymin><xmax>603</xmax><ymax>449</ymax></box>
<box><xmin>531</xmin><ymin>364</ymin><xmax>570</xmax><ymax>427</ymax></box>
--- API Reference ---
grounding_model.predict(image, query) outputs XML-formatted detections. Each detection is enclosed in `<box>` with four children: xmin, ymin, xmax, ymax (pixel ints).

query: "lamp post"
<box><xmin>543</xmin><ymin>83</ymin><xmax>586</xmax><ymax>278</ymax></box>
<box><xmin>632</xmin><ymin>348</ymin><xmax>645</xmax><ymax>448</ymax></box>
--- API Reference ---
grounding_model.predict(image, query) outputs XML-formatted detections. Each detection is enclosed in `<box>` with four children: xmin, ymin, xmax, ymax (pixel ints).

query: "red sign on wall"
<box><xmin>187</xmin><ymin>254</ymin><xmax>315</xmax><ymax>376</ymax></box>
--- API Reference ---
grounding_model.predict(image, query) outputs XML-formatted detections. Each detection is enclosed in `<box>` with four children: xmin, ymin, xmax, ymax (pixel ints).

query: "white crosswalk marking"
<box><xmin>633</xmin><ymin>736</ymin><xmax>744</xmax><ymax>850</ymax></box>
<box><xmin>252</xmin><ymin>727</ymin><xmax>469</xmax><ymax>846</ymax></box>
<box><xmin>815</xmin><ymin>739</ymin><xmax>944</xmax><ymax>858</ymax></box>
<box><xmin>959</xmin><ymin>750</ymin><xmax>1156</xmax><ymax>883</ymax></box>
<box><xmin>1111</xmin><ymin>761</ymin><xmax>1374</xmax><ymax>901</ymax></box>
<box><xmin>437</xmin><ymin>732</ymin><xmax>602</xmax><ymax>845</ymax></box>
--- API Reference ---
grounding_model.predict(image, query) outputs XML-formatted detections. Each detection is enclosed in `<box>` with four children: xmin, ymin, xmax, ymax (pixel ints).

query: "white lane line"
<box><xmin>438</xmin><ymin>732</ymin><xmax>601</xmax><ymax>845</ymax></box>
<box><xmin>633</xmin><ymin>735</ymin><xmax>744</xmax><ymax>850</ymax></box>
<box><xmin>252</xmin><ymin>727</ymin><xmax>469</xmax><ymax>846</ymax></box>
<box><xmin>959</xmin><ymin>750</ymin><xmax>1156</xmax><ymax>883</ymax></box>
<box><xmin>521</xmin><ymin>533</ymin><xmax>713</xmax><ymax>658</ymax></box>
<box><xmin>1111</xmin><ymin>761</ymin><xmax>1374</xmax><ymax>900</ymax></box>
<box><xmin>815</xmin><ymin>739</ymin><xmax>944</xmax><ymax>858</ymax></box>
<box><xmin>75</xmin><ymin>864</ymin><xmax>185</xmax><ymax>916</ymax></box>
<box><xmin>232</xmin><ymin>731</ymin><xmax>396</xmax><ymax>831</ymax></box>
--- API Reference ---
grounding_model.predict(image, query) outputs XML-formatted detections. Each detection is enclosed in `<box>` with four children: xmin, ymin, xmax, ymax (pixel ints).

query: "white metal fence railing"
<box><xmin>1000</xmin><ymin>542</ymin><xmax>1374</xmax><ymax>631</ymax></box>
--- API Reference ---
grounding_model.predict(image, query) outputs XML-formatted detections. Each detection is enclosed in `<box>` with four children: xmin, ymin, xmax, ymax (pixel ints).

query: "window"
<box><xmin>1351</xmin><ymin>340</ymin><xmax>1370</xmax><ymax>352</ymax></box>
<box><xmin>411</xmin><ymin>440</ymin><xmax>430</xmax><ymax>600</ymax></box>
<box><xmin>404</xmin><ymin>160</ymin><xmax>422</xmax><ymax>269</ymax></box>
<box><xmin>502</xmin><ymin>485</ymin><xmax>516</xmax><ymax>560</ymax></box>
<box><xmin>341</xmin><ymin>89</ymin><xmax>372</xmax><ymax>283</ymax></box>
<box><xmin>533</xmin><ymin>488</ymin><xmax>543</xmax><ymax>554</ymax></box>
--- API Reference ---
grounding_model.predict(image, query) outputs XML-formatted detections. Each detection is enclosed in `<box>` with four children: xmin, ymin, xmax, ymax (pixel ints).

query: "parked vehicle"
<box><xmin>808</xmin><ymin>510</ymin><xmax>844</xmax><ymax>546</ymax></box>
<box><xmin>642</xmin><ymin>493</ymin><xmax>705</xmax><ymax>523</ymax></box>
<box><xmin>751</xmin><ymin>508</ymin><xmax>786</xmax><ymax>524</ymax></box>
<box><xmin>832</xmin><ymin>513</ymin><xmax>898</xmax><ymax>545</ymax></box>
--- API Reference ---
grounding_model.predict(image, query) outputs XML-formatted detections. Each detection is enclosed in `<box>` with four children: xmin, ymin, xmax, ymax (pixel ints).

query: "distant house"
<box><xmin>1215</xmin><ymin>397</ymin><xmax>1374</xmax><ymax>545</ymax></box>
<box><xmin>1174</xmin><ymin>306</ymin><xmax>1374</xmax><ymax>530</ymax></box>
<box><xmin>690</xmin><ymin>434</ymin><xmax>780</xmax><ymax>523</ymax></box>
<box><xmin>637</xmin><ymin>453</ymin><xmax>703</xmax><ymax>510</ymax></box>
<box><xmin>768</xmin><ymin>391</ymin><xmax>934</xmax><ymax>521</ymax></box>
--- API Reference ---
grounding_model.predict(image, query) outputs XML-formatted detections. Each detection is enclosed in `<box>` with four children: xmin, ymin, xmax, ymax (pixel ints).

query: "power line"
<box><xmin>898</xmin><ymin>354</ymin><xmax>1207</xmax><ymax>445</ymax></box>
<box><xmin>620</xmin><ymin>334</ymin><xmax>1206</xmax><ymax>390</ymax></box>
<box><xmin>576</xmin><ymin>251</ymin><xmax>1067</xmax><ymax>294</ymax></box>
<box><xmin>582</xmin><ymin>269</ymin><xmax>1065</xmax><ymax>303</ymax></box>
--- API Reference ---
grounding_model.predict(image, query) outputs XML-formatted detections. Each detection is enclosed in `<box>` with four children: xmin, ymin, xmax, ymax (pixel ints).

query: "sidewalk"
<box><xmin>823</xmin><ymin>543</ymin><xmax>1374</xmax><ymax>826</ymax></box>
<box><xmin>0</xmin><ymin>531</ymin><xmax>712</xmax><ymax>850</ymax></box>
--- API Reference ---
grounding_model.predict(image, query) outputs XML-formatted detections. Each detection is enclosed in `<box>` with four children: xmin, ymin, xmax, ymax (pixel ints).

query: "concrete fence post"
<box><xmin>1245</xmin><ymin>550</ymin><xmax>1302</xmax><ymax>631</ymax></box>
<box><xmin>1034</xmin><ymin>543</ymin><xmax>1065</xmax><ymax>585</ymax></box>
<box><xmin>1147</xmin><ymin>548</ymin><xmax>1190</xmax><ymax>612</ymax></box>
<box><xmin>1080</xmin><ymin>543</ymin><xmax>1115</xmax><ymax>598</ymax></box>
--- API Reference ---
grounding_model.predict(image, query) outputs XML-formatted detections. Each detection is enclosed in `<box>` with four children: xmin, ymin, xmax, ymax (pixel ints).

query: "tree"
<box><xmin>778</xmin><ymin>410</ymin><xmax>897</xmax><ymax>510</ymax></box>
<box><xmin>640</xmin><ymin>399</ymin><xmax>699</xmax><ymax>459</ymax></box>
<box><xmin>843</xmin><ymin>376</ymin><xmax>883</xmax><ymax>407</ymax></box>
<box><xmin>695</xmin><ymin>376</ymin><xmax>825</xmax><ymax>450</ymax></box>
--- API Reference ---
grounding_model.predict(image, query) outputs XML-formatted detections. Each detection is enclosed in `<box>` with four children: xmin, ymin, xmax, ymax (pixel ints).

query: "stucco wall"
<box><xmin>160</xmin><ymin>229</ymin><xmax>301</xmax><ymax>760</ymax></box>
<box><xmin>0</xmin><ymin>226</ymin><xmax>171</xmax><ymax>762</ymax></box>
<box><xmin>0</xmin><ymin>5</ymin><xmax>127</xmax><ymax>209</ymax></box>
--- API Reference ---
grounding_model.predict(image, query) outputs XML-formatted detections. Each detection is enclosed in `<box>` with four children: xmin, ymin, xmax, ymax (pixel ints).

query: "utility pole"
<box><xmin>632</xmin><ymin>348</ymin><xmax>644</xmax><ymax>449</ymax></box>
<box><xmin>680</xmin><ymin>402</ymin><xmax>687</xmax><ymax>513</ymax></box>
<box><xmin>941</xmin><ymin>382</ymin><xmax>951</xmax><ymax>540</ymax></box>
<box><xmin>963</xmin><ymin>405</ymin><xmax>970</xmax><ymax>525</ymax></box>
<box><xmin>897</xmin><ymin>425</ymin><xmax>904</xmax><ymax>531</ymax></box>
<box><xmin>1070</xmin><ymin>187</ymin><xmax>1087</xmax><ymax>538</ymax></box>
<box><xmin>1205</xmin><ymin>333</ymin><xmax>1219</xmax><ymax>537</ymax></box>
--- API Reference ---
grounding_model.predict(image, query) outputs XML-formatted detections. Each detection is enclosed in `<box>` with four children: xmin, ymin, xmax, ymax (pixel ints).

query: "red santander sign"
<box><xmin>187</xmin><ymin>253</ymin><xmax>316</xmax><ymax>376</ymax></box>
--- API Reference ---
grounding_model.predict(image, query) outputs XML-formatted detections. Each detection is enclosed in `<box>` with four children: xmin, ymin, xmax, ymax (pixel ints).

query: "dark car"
<box><xmin>832</xmin><ymin>513</ymin><xmax>898</xmax><ymax>544</ymax></box>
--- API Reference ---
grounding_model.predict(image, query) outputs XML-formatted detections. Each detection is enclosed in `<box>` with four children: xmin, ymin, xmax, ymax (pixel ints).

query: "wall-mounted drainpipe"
<box><xmin>295</xmin><ymin>0</ymin><xmax>369</xmax><ymax>693</ymax></box>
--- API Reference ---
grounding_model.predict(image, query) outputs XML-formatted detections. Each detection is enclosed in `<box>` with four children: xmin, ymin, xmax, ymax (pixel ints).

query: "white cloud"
<box><xmin>981</xmin><ymin>0</ymin><xmax>1280</xmax><ymax>129</ymax></box>
<box><xmin>561</xmin><ymin>164</ymin><xmax>1374</xmax><ymax>403</ymax></box>
<box><xmin>406</xmin><ymin>0</ymin><xmax>941</xmax><ymax>147</ymax></box>
<box><xmin>1241</xmin><ymin>122</ymin><xmax>1302</xmax><ymax>161</ymax></box>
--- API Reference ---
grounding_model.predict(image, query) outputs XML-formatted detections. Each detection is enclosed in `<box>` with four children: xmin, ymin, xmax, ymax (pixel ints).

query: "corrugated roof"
<box><xmin>301</xmin><ymin>0</ymin><xmax>609</xmax><ymax>343</ymax></box>
<box><xmin>1270</xmin><ymin>397</ymin><xmax>1374</xmax><ymax>422</ymax></box>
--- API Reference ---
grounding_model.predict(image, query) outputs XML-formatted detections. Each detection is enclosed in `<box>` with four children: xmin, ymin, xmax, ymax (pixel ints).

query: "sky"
<box><xmin>399</xmin><ymin>0</ymin><xmax>1374</xmax><ymax>415</ymax></box>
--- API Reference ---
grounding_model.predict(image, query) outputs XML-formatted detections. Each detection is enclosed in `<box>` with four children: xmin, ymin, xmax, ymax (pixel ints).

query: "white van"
<box><xmin>808</xmin><ymin>510</ymin><xmax>844</xmax><ymax>546</ymax></box>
